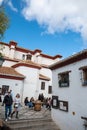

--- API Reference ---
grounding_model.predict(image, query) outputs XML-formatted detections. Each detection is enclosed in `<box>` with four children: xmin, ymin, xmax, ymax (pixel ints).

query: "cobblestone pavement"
<box><xmin>0</xmin><ymin>104</ymin><xmax>51</xmax><ymax>121</ymax></box>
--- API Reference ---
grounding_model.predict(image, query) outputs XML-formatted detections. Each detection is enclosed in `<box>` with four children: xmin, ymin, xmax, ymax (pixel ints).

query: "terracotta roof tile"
<box><xmin>12</xmin><ymin>60</ymin><xmax>41</xmax><ymax>69</ymax></box>
<box><xmin>39</xmin><ymin>74</ymin><xmax>50</xmax><ymax>81</ymax></box>
<box><xmin>0</xmin><ymin>67</ymin><xmax>25</xmax><ymax>78</ymax></box>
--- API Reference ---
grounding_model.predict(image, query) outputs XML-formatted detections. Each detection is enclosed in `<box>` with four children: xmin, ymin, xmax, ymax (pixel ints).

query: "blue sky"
<box><xmin>0</xmin><ymin>0</ymin><xmax>87</xmax><ymax>58</ymax></box>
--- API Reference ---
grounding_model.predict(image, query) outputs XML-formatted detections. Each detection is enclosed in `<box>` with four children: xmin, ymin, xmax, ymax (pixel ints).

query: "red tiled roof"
<box><xmin>41</xmin><ymin>64</ymin><xmax>49</xmax><ymax>68</ymax></box>
<box><xmin>40</xmin><ymin>53</ymin><xmax>62</xmax><ymax>59</ymax></box>
<box><xmin>4</xmin><ymin>56</ymin><xmax>20</xmax><ymax>62</ymax></box>
<box><xmin>12</xmin><ymin>60</ymin><xmax>41</xmax><ymax>69</ymax></box>
<box><xmin>39</xmin><ymin>74</ymin><xmax>50</xmax><ymax>81</ymax></box>
<box><xmin>0</xmin><ymin>67</ymin><xmax>25</xmax><ymax>78</ymax></box>
<box><xmin>0</xmin><ymin>41</ymin><xmax>62</xmax><ymax>60</ymax></box>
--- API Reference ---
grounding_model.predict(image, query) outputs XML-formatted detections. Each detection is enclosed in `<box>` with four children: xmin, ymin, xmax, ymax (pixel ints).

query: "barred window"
<box><xmin>41</xmin><ymin>82</ymin><xmax>45</xmax><ymax>90</ymax></box>
<box><xmin>79</xmin><ymin>66</ymin><xmax>87</xmax><ymax>86</ymax></box>
<box><xmin>26</xmin><ymin>54</ymin><xmax>32</xmax><ymax>60</ymax></box>
<box><xmin>2</xmin><ymin>85</ymin><xmax>9</xmax><ymax>95</ymax></box>
<box><xmin>48</xmin><ymin>86</ymin><xmax>52</xmax><ymax>94</ymax></box>
<box><xmin>58</xmin><ymin>71</ymin><xmax>71</xmax><ymax>87</ymax></box>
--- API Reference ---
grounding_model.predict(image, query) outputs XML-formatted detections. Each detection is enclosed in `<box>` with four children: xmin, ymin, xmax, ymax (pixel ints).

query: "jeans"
<box><xmin>5</xmin><ymin>105</ymin><xmax>12</xmax><ymax>119</ymax></box>
<box><xmin>29</xmin><ymin>102</ymin><xmax>33</xmax><ymax>108</ymax></box>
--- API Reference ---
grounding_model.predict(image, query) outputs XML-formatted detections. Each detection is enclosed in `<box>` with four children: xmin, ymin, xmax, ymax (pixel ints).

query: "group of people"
<box><xmin>24</xmin><ymin>94</ymin><xmax>52</xmax><ymax>111</ymax></box>
<box><xmin>24</xmin><ymin>97</ymin><xmax>35</xmax><ymax>108</ymax></box>
<box><xmin>38</xmin><ymin>93</ymin><xmax>52</xmax><ymax>110</ymax></box>
<box><xmin>1</xmin><ymin>90</ymin><xmax>21</xmax><ymax>122</ymax></box>
<box><xmin>0</xmin><ymin>90</ymin><xmax>52</xmax><ymax>122</ymax></box>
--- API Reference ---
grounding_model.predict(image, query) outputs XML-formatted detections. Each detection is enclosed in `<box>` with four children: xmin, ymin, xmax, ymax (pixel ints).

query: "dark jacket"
<box><xmin>24</xmin><ymin>98</ymin><xmax>29</xmax><ymax>106</ymax></box>
<box><xmin>3</xmin><ymin>95</ymin><xmax>13</xmax><ymax>106</ymax></box>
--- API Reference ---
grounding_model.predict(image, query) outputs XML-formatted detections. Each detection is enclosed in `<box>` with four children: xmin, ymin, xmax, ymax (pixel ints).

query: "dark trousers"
<box><xmin>5</xmin><ymin>105</ymin><xmax>12</xmax><ymax>119</ymax></box>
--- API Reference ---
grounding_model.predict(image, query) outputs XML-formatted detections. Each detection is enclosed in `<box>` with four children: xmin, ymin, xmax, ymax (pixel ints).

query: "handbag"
<box><xmin>14</xmin><ymin>103</ymin><xmax>18</xmax><ymax>108</ymax></box>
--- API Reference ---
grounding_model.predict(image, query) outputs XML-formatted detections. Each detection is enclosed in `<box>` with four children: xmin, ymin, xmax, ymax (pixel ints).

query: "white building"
<box><xmin>0</xmin><ymin>41</ymin><xmax>62</xmax><ymax>101</ymax></box>
<box><xmin>49</xmin><ymin>49</ymin><xmax>87</xmax><ymax>130</ymax></box>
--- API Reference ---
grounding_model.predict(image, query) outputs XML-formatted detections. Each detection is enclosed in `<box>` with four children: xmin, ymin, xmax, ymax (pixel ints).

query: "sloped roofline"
<box><xmin>0</xmin><ymin>67</ymin><xmax>25</xmax><ymax>80</ymax></box>
<box><xmin>11</xmin><ymin>60</ymin><xmax>41</xmax><ymax>69</ymax></box>
<box><xmin>0</xmin><ymin>41</ymin><xmax>62</xmax><ymax>60</ymax></box>
<box><xmin>39</xmin><ymin>74</ymin><xmax>50</xmax><ymax>81</ymax></box>
<box><xmin>49</xmin><ymin>49</ymin><xmax>87</xmax><ymax>70</ymax></box>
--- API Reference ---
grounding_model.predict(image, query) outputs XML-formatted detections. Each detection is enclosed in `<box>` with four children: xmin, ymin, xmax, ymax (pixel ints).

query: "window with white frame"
<box><xmin>58</xmin><ymin>71</ymin><xmax>71</xmax><ymax>87</ymax></box>
<box><xmin>41</xmin><ymin>82</ymin><xmax>45</xmax><ymax>90</ymax></box>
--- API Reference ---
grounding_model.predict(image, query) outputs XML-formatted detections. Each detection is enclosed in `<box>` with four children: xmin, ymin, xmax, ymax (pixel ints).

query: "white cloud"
<box><xmin>7</xmin><ymin>0</ymin><xmax>18</xmax><ymax>12</ymax></box>
<box><xmin>0</xmin><ymin>0</ymin><xmax>4</xmax><ymax>5</ymax></box>
<box><xmin>0</xmin><ymin>0</ymin><xmax>18</xmax><ymax>12</ymax></box>
<box><xmin>22</xmin><ymin>0</ymin><xmax>87</xmax><ymax>40</ymax></box>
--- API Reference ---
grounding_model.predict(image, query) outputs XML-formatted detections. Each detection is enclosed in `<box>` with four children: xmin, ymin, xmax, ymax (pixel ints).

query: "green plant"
<box><xmin>0</xmin><ymin>52</ymin><xmax>3</xmax><ymax>58</ymax></box>
<box><xmin>0</xmin><ymin>6</ymin><xmax>9</xmax><ymax>40</ymax></box>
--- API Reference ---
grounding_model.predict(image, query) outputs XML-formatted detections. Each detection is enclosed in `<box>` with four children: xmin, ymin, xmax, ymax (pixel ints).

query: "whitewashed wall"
<box><xmin>1</xmin><ymin>45</ymin><xmax>10</xmax><ymax>57</ymax></box>
<box><xmin>41</xmin><ymin>57</ymin><xmax>55</xmax><ymax>65</ymax></box>
<box><xmin>14</xmin><ymin>50</ymin><xmax>25</xmax><ymax>60</ymax></box>
<box><xmin>52</xmin><ymin>59</ymin><xmax>87</xmax><ymax>130</ymax></box>
<box><xmin>40</xmin><ymin>68</ymin><xmax>52</xmax><ymax>82</ymax></box>
<box><xmin>3</xmin><ymin>60</ymin><xmax>17</xmax><ymax>67</ymax></box>
<box><xmin>39</xmin><ymin>80</ymin><xmax>52</xmax><ymax>98</ymax></box>
<box><xmin>15</xmin><ymin>66</ymin><xmax>40</xmax><ymax>101</ymax></box>
<box><xmin>0</xmin><ymin>78</ymin><xmax>23</xmax><ymax>101</ymax></box>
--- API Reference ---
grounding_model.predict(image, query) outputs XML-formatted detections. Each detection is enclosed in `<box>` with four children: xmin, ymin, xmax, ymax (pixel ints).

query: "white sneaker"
<box><xmin>8</xmin><ymin>117</ymin><xmax>11</xmax><ymax>120</ymax></box>
<box><xmin>5</xmin><ymin>119</ymin><xmax>8</xmax><ymax>122</ymax></box>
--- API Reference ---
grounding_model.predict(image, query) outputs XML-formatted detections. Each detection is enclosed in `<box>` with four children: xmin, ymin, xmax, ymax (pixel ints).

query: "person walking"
<box><xmin>46</xmin><ymin>97</ymin><xmax>52</xmax><ymax>110</ymax></box>
<box><xmin>11</xmin><ymin>93</ymin><xmax>21</xmax><ymax>119</ymax></box>
<box><xmin>3</xmin><ymin>91</ymin><xmax>13</xmax><ymax>121</ymax></box>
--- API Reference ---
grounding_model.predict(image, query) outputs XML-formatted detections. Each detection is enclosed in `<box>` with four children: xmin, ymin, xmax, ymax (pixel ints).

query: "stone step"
<box><xmin>6</xmin><ymin>118</ymin><xmax>60</xmax><ymax>130</ymax></box>
<box><xmin>6</xmin><ymin>118</ymin><xmax>52</xmax><ymax>127</ymax></box>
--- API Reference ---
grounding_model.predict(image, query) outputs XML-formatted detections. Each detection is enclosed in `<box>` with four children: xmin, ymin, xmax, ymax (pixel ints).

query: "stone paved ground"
<box><xmin>0</xmin><ymin>103</ymin><xmax>51</xmax><ymax>121</ymax></box>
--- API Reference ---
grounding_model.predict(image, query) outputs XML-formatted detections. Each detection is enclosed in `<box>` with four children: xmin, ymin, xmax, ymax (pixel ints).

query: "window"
<box><xmin>22</xmin><ymin>54</ymin><xmax>25</xmax><ymax>60</ymax></box>
<box><xmin>41</xmin><ymin>82</ymin><xmax>45</xmax><ymax>90</ymax></box>
<box><xmin>82</xmin><ymin>69</ymin><xmax>87</xmax><ymax>86</ymax></box>
<box><xmin>58</xmin><ymin>71</ymin><xmax>70</xmax><ymax>87</ymax></box>
<box><xmin>48</xmin><ymin>86</ymin><xmax>52</xmax><ymax>94</ymax></box>
<box><xmin>26</xmin><ymin>54</ymin><xmax>32</xmax><ymax>60</ymax></box>
<box><xmin>79</xmin><ymin>66</ymin><xmax>87</xmax><ymax>86</ymax></box>
<box><xmin>2</xmin><ymin>85</ymin><xmax>9</xmax><ymax>95</ymax></box>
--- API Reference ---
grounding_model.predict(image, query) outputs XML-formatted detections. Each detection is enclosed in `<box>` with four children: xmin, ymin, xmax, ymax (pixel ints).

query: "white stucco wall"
<box><xmin>1</xmin><ymin>45</ymin><xmax>10</xmax><ymax>57</ymax></box>
<box><xmin>41</xmin><ymin>57</ymin><xmax>54</xmax><ymax>65</ymax></box>
<box><xmin>39</xmin><ymin>80</ymin><xmax>52</xmax><ymax>98</ymax></box>
<box><xmin>15</xmin><ymin>66</ymin><xmax>40</xmax><ymax>101</ymax></box>
<box><xmin>52</xmin><ymin>59</ymin><xmax>87</xmax><ymax>130</ymax></box>
<box><xmin>0</xmin><ymin>78</ymin><xmax>23</xmax><ymax>101</ymax></box>
<box><xmin>40</xmin><ymin>68</ymin><xmax>52</xmax><ymax>84</ymax></box>
<box><xmin>14</xmin><ymin>51</ymin><xmax>26</xmax><ymax>60</ymax></box>
<box><xmin>3</xmin><ymin>60</ymin><xmax>17</xmax><ymax>67</ymax></box>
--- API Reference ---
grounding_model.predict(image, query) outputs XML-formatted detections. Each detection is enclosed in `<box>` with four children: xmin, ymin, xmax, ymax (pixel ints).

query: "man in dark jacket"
<box><xmin>3</xmin><ymin>91</ymin><xmax>13</xmax><ymax>121</ymax></box>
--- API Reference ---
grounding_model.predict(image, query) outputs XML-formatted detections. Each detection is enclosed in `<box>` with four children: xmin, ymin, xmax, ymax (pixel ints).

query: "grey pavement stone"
<box><xmin>0</xmin><ymin>104</ymin><xmax>51</xmax><ymax>120</ymax></box>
